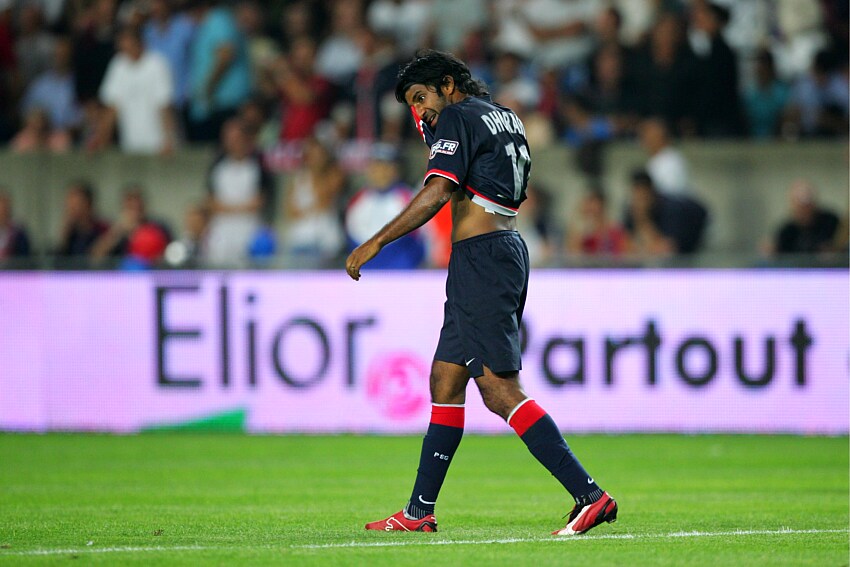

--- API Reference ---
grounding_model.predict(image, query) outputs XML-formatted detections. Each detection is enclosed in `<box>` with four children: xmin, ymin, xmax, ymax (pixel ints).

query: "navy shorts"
<box><xmin>434</xmin><ymin>230</ymin><xmax>529</xmax><ymax>378</ymax></box>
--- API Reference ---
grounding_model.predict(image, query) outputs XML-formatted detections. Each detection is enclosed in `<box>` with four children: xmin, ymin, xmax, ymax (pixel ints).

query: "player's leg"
<box><xmin>364</xmin><ymin>360</ymin><xmax>469</xmax><ymax>531</ymax></box>
<box><xmin>475</xmin><ymin>369</ymin><xmax>603</xmax><ymax>503</ymax></box>
<box><xmin>403</xmin><ymin>360</ymin><xmax>469</xmax><ymax>520</ymax></box>
<box><xmin>365</xmin><ymin>290</ymin><xmax>469</xmax><ymax>532</ymax></box>
<box><xmin>475</xmin><ymin>369</ymin><xmax>617</xmax><ymax>535</ymax></box>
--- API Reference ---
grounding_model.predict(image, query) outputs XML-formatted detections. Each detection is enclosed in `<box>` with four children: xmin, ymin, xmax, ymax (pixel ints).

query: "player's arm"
<box><xmin>346</xmin><ymin>176</ymin><xmax>454</xmax><ymax>280</ymax></box>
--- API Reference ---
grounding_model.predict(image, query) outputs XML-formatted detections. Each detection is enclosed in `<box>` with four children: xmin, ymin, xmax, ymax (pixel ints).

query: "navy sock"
<box><xmin>508</xmin><ymin>399</ymin><xmax>603</xmax><ymax>506</ymax></box>
<box><xmin>405</xmin><ymin>405</ymin><xmax>464</xmax><ymax>519</ymax></box>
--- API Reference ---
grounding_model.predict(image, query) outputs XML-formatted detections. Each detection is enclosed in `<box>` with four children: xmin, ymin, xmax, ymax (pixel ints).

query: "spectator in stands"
<box><xmin>206</xmin><ymin>117</ymin><xmax>273</xmax><ymax>267</ymax></box>
<box><xmin>536</xmin><ymin>66</ymin><xmax>560</xmax><ymax>122</ymax></box>
<box><xmin>771</xmin><ymin>0</ymin><xmax>828</xmax><ymax>79</ymax></box>
<box><xmin>349</xmin><ymin>28</ymin><xmax>403</xmax><ymax>142</ymax></box>
<box><xmin>367</xmin><ymin>0</ymin><xmax>430</xmax><ymax>57</ymax></box>
<box><xmin>94</xmin><ymin>25</ymin><xmax>176</xmax><ymax>154</ymax></box>
<box><xmin>273</xmin><ymin>35</ymin><xmax>334</xmax><ymax>142</ymax></box>
<box><xmin>143</xmin><ymin>0</ymin><xmax>196</xmax><ymax>114</ymax></box>
<box><xmin>687</xmin><ymin>0</ymin><xmax>743</xmax><ymax>137</ymax></box>
<box><xmin>238</xmin><ymin>97</ymin><xmax>277</xmax><ymax>149</ymax></box>
<box><xmin>631</xmin><ymin>12</ymin><xmax>697</xmax><ymax>137</ymax></box>
<box><xmin>638</xmin><ymin>117</ymin><xmax>691</xmax><ymax>195</ymax></box>
<box><xmin>235</xmin><ymin>0</ymin><xmax>279</xmax><ymax>96</ymax></box>
<box><xmin>11</xmin><ymin>107</ymin><xmax>71</xmax><ymax>152</ymax></box>
<box><xmin>344</xmin><ymin>143</ymin><xmax>424</xmax><ymax>269</ymax></box>
<box><xmin>164</xmin><ymin>202</ymin><xmax>210</xmax><ymax>267</ymax></box>
<box><xmin>491</xmin><ymin>48</ymin><xmax>540</xmax><ymax>111</ymax></box>
<box><xmin>91</xmin><ymin>184</ymin><xmax>172</xmax><ymax>262</ymax></box>
<box><xmin>0</xmin><ymin>190</ymin><xmax>32</xmax><ymax>262</ymax></box>
<box><xmin>623</xmin><ymin>169</ymin><xmax>708</xmax><ymax>256</ymax></box>
<box><xmin>117</xmin><ymin>0</ymin><xmax>153</xmax><ymax>28</ymax></box>
<box><xmin>19</xmin><ymin>37</ymin><xmax>81</xmax><ymax>147</ymax></box>
<box><xmin>15</xmin><ymin>2</ymin><xmax>55</xmax><ymax>87</ymax></box>
<box><xmin>71</xmin><ymin>0</ymin><xmax>118</xmax><ymax>105</ymax></box>
<box><xmin>565</xmin><ymin>187</ymin><xmax>629</xmax><ymax>257</ymax></box>
<box><xmin>314</xmin><ymin>0</ymin><xmax>363</xmax><ymax>86</ymax></box>
<box><xmin>186</xmin><ymin>0</ymin><xmax>252</xmax><ymax>143</ymax></box>
<box><xmin>585</xmin><ymin>44</ymin><xmax>639</xmax><ymax>130</ymax></box>
<box><xmin>832</xmin><ymin>212</ymin><xmax>849</xmax><ymax>255</ymax></box>
<box><xmin>592</xmin><ymin>5</ymin><xmax>624</xmax><ymax>50</ymax></box>
<box><xmin>78</xmin><ymin>96</ymin><xmax>105</xmax><ymax>152</ymax></box>
<box><xmin>821</xmin><ymin>1</ymin><xmax>849</xmax><ymax>59</ymax></box>
<box><xmin>783</xmin><ymin>50</ymin><xmax>849</xmax><ymax>138</ymax></box>
<box><xmin>494</xmin><ymin>0</ymin><xmax>599</xmax><ymax>71</ymax></box>
<box><xmin>607</xmin><ymin>0</ymin><xmax>656</xmax><ymax>47</ymax></box>
<box><xmin>744</xmin><ymin>49</ymin><xmax>790</xmax><ymax>139</ymax></box>
<box><xmin>56</xmin><ymin>180</ymin><xmax>110</xmax><ymax>259</ymax></box>
<box><xmin>275</xmin><ymin>0</ymin><xmax>324</xmax><ymax>51</ymax></box>
<box><xmin>770</xmin><ymin>179</ymin><xmax>840</xmax><ymax>255</ymax></box>
<box><xmin>282</xmin><ymin>136</ymin><xmax>345</xmax><ymax>265</ymax></box>
<box><xmin>0</xmin><ymin>1</ymin><xmax>17</xmax><ymax>142</ymax></box>
<box><xmin>558</xmin><ymin>93</ymin><xmax>615</xmax><ymax>178</ymax></box>
<box><xmin>426</xmin><ymin>0</ymin><xmax>486</xmax><ymax>53</ymax></box>
<box><xmin>517</xmin><ymin>181</ymin><xmax>556</xmax><ymax>267</ymax></box>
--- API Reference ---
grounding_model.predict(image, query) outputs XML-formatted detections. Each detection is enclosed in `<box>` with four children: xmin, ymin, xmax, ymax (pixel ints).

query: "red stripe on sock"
<box><xmin>509</xmin><ymin>400</ymin><xmax>547</xmax><ymax>437</ymax></box>
<box><xmin>430</xmin><ymin>405</ymin><xmax>464</xmax><ymax>428</ymax></box>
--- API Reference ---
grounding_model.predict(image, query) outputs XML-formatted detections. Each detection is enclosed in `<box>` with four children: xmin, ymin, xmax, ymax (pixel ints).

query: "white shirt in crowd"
<box><xmin>495</xmin><ymin>0</ymin><xmax>598</xmax><ymax>68</ymax></box>
<box><xmin>367</xmin><ymin>0</ymin><xmax>431</xmax><ymax>55</ymax></box>
<box><xmin>99</xmin><ymin>50</ymin><xmax>173</xmax><ymax>154</ymax></box>
<box><xmin>284</xmin><ymin>171</ymin><xmax>344</xmax><ymax>259</ymax></box>
<box><xmin>207</xmin><ymin>156</ymin><xmax>265</xmax><ymax>267</ymax></box>
<box><xmin>647</xmin><ymin>147</ymin><xmax>691</xmax><ymax>196</ymax></box>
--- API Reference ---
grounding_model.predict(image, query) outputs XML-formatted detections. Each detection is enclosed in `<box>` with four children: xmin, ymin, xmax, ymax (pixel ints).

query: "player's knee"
<box><xmin>476</xmin><ymin>371</ymin><xmax>524</xmax><ymax>419</ymax></box>
<box><xmin>429</xmin><ymin>366</ymin><xmax>467</xmax><ymax>405</ymax></box>
<box><xmin>476</xmin><ymin>383</ymin><xmax>510</xmax><ymax>418</ymax></box>
<box><xmin>480</xmin><ymin>390</ymin><xmax>507</xmax><ymax>417</ymax></box>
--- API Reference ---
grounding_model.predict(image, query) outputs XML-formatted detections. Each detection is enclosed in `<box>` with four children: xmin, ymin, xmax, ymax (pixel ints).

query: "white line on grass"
<box><xmin>295</xmin><ymin>528</ymin><xmax>850</xmax><ymax>550</ymax></box>
<box><xmin>2</xmin><ymin>528</ymin><xmax>846</xmax><ymax>557</ymax></box>
<box><xmin>2</xmin><ymin>545</ymin><xmax>214</xmax><ymax>556</ymax></box>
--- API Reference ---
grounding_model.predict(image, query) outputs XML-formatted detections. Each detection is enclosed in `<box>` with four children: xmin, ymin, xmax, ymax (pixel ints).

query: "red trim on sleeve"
<box><xmin>430</xmin><ymin>405</ymin><xmax>465</xmax><ymax>429</ymax></box>
<box><xmin>425</xmin><ymin>169</ymin><xmax>460</xmax><ymax>185</ymax></box>
<box><xmin>508</xmin><ymin>400</ymin><xmax>546</xmax><ymax>436</ymax></box>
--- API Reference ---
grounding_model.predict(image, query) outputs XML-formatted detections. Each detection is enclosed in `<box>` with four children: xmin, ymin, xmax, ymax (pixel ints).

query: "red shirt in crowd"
<box><xmin>279</xmin><ymin>75</ymin><xmax>333</xmax><ymax>141</ymax></box>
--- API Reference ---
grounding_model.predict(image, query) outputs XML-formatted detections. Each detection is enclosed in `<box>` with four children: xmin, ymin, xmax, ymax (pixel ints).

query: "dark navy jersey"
<box><xmin>415</xmin><ymin>95</ymin><xmax>531</xmax><ymax>216</ymax></box>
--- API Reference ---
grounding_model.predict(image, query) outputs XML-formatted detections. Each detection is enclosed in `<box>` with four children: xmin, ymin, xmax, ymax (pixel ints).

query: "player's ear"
<box><xmin>440</xmin><ymin>75</ymin><xmax>456</xmax><ymax>96</ymax></box>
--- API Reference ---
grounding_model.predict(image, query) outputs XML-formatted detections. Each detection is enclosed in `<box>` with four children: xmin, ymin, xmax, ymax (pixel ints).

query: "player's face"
<box><xmin>405</xmin><ymin>84</ymin><xmax>448</xmax><ymax>129</ymax></box>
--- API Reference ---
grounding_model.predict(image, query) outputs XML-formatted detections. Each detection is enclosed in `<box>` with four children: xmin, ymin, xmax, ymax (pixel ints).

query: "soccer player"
<box><xmin>345</xmin><ymin>50</ymin><xmax>617</xmax><ymax>536</ymax></box>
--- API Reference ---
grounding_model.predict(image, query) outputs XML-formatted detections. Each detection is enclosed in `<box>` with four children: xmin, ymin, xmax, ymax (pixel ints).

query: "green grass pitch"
<box><xmin>0</xmin><ymin>433</ymin><xmax>847</xmax><ymax>565</ymax></box>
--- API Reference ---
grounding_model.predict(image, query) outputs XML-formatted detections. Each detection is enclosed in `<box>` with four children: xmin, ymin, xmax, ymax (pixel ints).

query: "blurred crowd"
<box><xmin>1</xmin><ymin>125</ymin><xmax>846</xmax><ymax>270</ymax></box>
<box><xmin>0</xmin><ymin>0</ymin><xmax>847</xmax><ymax>152</ymax></box>
<box><xmin>0</xmin><ymin>0</ymin><xmax>847</xmax><ymax>269</ymax></box>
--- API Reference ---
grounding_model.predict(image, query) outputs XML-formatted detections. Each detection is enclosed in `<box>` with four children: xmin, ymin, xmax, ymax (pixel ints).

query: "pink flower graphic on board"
<box><xmin>365</xmin><ymin>352</ymin><xmax>429</xmax><ymax>420</ymax></box>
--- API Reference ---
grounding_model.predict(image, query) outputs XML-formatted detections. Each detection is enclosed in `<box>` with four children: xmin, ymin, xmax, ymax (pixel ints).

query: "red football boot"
<box><xmin>365</xmin><ymin>510</ymin><xmax>437</xmax><ymax>532</ymax></box>
<box><xmin>552</xmin><ymin>492</ymin><xmax>618</xmax><ymax>536</ymax></box>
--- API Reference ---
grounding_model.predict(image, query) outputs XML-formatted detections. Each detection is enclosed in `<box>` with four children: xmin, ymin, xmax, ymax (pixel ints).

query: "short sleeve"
<box><xmin>423</xmin><ymin>105</ymin><xmax>474</xmax><ymax>188</ymax></box>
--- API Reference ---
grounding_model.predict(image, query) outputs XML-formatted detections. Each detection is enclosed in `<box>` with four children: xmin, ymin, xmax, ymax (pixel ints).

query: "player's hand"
<box><xmin>346</xmin><ymin>240</ymin><xmax>381</xmax><ymax>281</ymax></box>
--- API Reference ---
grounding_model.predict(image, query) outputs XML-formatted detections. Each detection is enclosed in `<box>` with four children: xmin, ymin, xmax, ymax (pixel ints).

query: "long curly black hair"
<box><xmin>394</xmin><ymin>49</ymin><xmax>489</xmax><ymax>103</ymax></box>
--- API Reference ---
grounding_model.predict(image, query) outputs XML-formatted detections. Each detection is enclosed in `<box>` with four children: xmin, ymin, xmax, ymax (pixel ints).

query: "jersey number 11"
<box><xmin>504</xmin><ymin>142</ymin><xmax>531</xmax><ymax>201</ymax></box>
